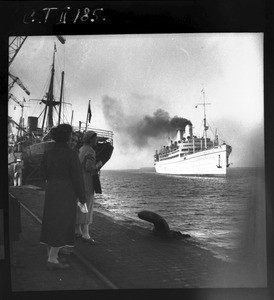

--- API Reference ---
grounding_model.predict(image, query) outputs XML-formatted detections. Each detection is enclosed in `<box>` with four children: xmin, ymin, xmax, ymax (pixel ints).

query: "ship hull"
<box><xmin>154</xmin><ymin>144</ymin><xmax>231</xmax><ymax>176</ymax></box>
<box><xmin>22</xmin><ymin>141</ymin><xmax>55</xmax><ymax>181</ymax></box>
<box><xmin>22</xmin><ymin>139</ymin><xmax>114</xmax><ymax>181</ymax></box>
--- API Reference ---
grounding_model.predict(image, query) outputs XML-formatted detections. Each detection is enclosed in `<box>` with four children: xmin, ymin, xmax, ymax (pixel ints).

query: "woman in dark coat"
<box><xmin>40</xmin><ymin>124</ymin><xmax>86</xmax><ymax>270</ymax></box>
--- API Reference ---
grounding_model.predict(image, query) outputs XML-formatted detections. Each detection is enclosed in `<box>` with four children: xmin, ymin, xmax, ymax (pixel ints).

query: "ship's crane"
<box><xmin>9</xmin><ymin>93</ymin><xmax>29</xmax><ymax>136</ymax></box>
<box><xmin>9</xmin><ymin>36</ymin><xmax>30</xmax><ymax>97</ymax></box>
<box><xmin>8</xmin><ymin>35</ymin><xmax>66</xmax><ymax>97</ymax></box>
<box><xmin>9</xmin><ymin>93</ymin><xmax>25</xmax><ymax>108</ymax></box>
<box><xmin>8</xmin><ymin>72</ymin><xmax>30</xmax><ymax>95</ymax></box>
<box><xmin>56</xmin><ymin>35</ymin><xmax>66</xmax><ymax>44</ymax></box>
<box><xmin>9</xmin><ymin>35</ymin><xmax>66</xmax><ymax>66</ymax></box>
<box><xmin>9</xmin><ymin>93</ymin><xmax>29</xmax><ymax>115</ymax></box>
<box><xmin>9</xmin><ymin>36</ymin><xmax>27</xmax><ymax>67</ymax></box>
<box><xmin>8</xmin><ymin>116</ymin><xmax>28</xmax><ymax>134</ymax></box>
<box><xmin>9</xmin><ymin>35</ymin><xmax>66</xmax><ymax>135</ymax></box>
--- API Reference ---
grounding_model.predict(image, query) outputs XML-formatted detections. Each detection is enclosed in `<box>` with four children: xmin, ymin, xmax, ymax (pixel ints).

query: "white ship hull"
<box><xmin>154</xmin><ymin>144</ymin><xmax>231</xmax><ymax>176</ymax></box>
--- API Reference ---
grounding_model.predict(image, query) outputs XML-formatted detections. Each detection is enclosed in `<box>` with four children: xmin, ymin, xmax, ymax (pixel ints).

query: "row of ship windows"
<box><xmin>159</xmin><ymin>147</ymin><xmax>213</xmax><ymax>157</ymax></box>
<box><xmin>159</xmin><ymin>143</ymin><xmax>215</xmax><ymax>154</ymax></box>
<box><xmin>160</xmin><ymin>141</ymin><xmax>214</xmax><ymax>150</ymax></box>
<box><xmin>158</xmin><ymin>153</ymin><xmax>192</xmax><ymax>161</ymax></box>
<box><xmin>157</xmin><ymin>146</ymin><xmax>222</xmax><ymax>161</ymax></box>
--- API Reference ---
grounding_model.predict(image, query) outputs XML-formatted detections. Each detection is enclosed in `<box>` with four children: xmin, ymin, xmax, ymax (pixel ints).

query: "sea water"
<box><xmin>95</xmin><ymin>167</ymin><xmax>265</xmax><ymax>263</ymax></box>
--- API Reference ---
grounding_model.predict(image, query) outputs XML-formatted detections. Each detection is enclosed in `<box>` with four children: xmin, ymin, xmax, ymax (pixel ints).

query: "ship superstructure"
<box><xmin>154</xmin><ymin>90</ymin><xmax>232</xmax><ymax>176</ymax></box>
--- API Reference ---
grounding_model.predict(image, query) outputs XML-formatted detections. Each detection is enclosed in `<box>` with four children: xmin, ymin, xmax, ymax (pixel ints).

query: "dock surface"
<box><xmin>7</xmin><ymin>185</ymin><xmax>265</xmax><ymax>294</ymax></box>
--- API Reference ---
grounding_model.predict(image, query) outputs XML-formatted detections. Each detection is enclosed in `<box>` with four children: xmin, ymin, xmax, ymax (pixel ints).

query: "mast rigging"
<box><xmin>195</xmin><ymin>89</ymin><xmax>211</xmax><ymax>149</ymax></box>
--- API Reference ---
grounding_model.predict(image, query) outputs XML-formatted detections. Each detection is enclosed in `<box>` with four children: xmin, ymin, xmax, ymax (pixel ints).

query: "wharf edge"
<box><xmin>8</xmin><ymin>185</ymin><xmax>264</xmax><ymax>291</ymax></box>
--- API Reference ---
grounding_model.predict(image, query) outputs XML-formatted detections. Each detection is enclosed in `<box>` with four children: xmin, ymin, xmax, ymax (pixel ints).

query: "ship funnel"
<box><xmin>28</xmin><ymin>116</ymin><xmax>38</xmax><ymax>132</ymax></box>
<box><xmin>176</xmin><ymin>129</ymin><xmax>184</xmax><ymax>142</ymax></box>
<box><xmin>184</xmin><ymin>124</ymin><xmax>193</xmax><ymax>139</ymax></box>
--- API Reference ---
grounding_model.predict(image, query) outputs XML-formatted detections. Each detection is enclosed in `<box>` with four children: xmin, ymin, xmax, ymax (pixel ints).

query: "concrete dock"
<box><xmin>5</xmin><ymin>185</ymin><xmax>270</xmax><ymax>299</ymax></box>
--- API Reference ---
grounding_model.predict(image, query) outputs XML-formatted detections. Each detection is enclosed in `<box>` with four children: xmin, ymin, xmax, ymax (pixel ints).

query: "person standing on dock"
<box><xmin>75</xmin><ymin>130</ymin><xmax>102</xmax><ymax>244</ymax></box>
<box><xmin>13</xmin><ymin>158</ymin><xmax>23</xmax><ymax>187</ymax></box>
<box><xmin>40</xmin><ymin>124</ymin><xmax>87</xmax><ymax>270</ymax></box>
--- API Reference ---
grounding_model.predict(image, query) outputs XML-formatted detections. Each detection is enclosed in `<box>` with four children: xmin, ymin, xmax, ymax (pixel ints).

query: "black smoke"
<box><xmin>102</xmin><ymin>95</ymin><xmax>191</xmax><ymax>148</ymax></box>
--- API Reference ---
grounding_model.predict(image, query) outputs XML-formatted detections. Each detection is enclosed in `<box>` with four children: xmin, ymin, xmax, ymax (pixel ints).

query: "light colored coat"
<box><xmin>76</xmin><ymin>143</ymin><xmax>97</xmax><ymax>224</ymax></box>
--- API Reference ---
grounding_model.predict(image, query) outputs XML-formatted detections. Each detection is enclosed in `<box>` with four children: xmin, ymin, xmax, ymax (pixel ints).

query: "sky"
<box><xmin>8</xmin><ymin>33</ymin><xmax>264</xmax><ymax>169</ymax></box>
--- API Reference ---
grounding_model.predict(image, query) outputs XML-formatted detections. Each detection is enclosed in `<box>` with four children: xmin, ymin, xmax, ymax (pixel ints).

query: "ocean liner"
<box><xmin>8</xmin><ymin>37</ymin><xmax>113</xmax><ymax>182</ymax></box>
<box><xmin>154</xmin><ymin>90</ymin><xmax>232</xmax><ymax>176</ymax></box>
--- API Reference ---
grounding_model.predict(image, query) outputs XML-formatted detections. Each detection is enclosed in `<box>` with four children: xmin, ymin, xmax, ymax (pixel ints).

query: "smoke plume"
<box><xmin>102</xmin><ymin>95</ymin><xmax>191</xmax><ymax>148</ymax></box>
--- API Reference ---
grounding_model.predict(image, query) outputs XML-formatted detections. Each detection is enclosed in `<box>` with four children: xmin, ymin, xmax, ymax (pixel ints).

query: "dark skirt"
<box><xmin>40</xmin><ymin>179</ymin><xmax>77</xmax><ymax>247</ymax></box>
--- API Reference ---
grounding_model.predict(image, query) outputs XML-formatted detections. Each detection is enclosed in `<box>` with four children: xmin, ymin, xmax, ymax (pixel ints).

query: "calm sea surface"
<box><xmin>95</xmin><ymin>167</ymin><xmax>265</xmax><ymax>262</ymax></box>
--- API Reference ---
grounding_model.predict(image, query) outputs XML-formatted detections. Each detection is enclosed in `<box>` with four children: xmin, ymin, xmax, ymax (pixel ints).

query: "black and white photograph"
<box><xmin>1</xmin><ymin>1</ymin><xmax>273</xmax><ymax>299</ymax></box>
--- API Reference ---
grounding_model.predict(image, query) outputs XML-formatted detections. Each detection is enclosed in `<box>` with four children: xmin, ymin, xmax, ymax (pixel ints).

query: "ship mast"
<box><xmin>195</xmin><ymin>89</ymin><xmax>211</xmax><ymax>149</ymax></box>
<box><xmin>42</xmin><ymin>43</ymin><xmax>57</xmax><ymax>131</ymax></box>
<box><xmin>58</xmin><ymin>71</ymin><xmax>65</xmax><ymax>125</ymax></box>
<box><xmin>202</xmin><ymin>90</ymin><xmax>208</xmax><ymax>149</ymax></box>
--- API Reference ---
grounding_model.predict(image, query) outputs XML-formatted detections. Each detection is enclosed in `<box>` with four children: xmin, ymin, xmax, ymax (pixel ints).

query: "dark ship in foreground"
<box><xmin>8</xmin><ymin>41</ymin><xmax>113</xmax><ymax>183</ymax></box>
